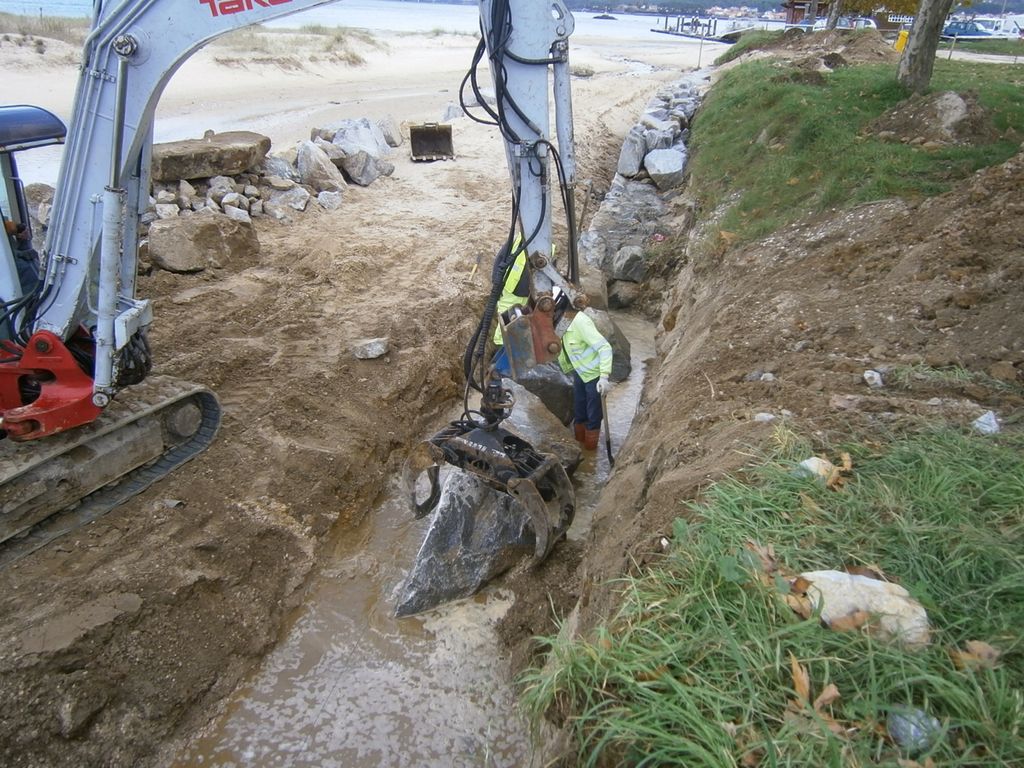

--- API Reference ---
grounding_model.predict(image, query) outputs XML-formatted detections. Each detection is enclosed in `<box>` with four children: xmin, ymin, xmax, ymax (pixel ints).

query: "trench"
<box><xmin>173</xmin><ymin>312</ymin><xmax>654</xmax><ymax>767</ymax></box>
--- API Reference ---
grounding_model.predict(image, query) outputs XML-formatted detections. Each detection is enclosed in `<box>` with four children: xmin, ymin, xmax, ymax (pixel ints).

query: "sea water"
<box><xmin>0</xmin><ymin>0</ymin><xmax>722</xmax><ymax>41</ymax></box>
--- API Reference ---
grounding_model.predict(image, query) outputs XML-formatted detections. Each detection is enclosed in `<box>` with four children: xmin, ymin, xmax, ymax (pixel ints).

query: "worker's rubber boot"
<box><xmin>574</xmin><ymin>422</ymin><xmax>586</xmax><ymax>443</ymax></box>
<box><xmin>583</xmin><ymin>428</ymin><xmax>600</xmax><ymax>451</ymax></box>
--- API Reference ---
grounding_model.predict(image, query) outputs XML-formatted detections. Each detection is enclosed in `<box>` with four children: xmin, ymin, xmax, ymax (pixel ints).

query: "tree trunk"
<box><xmin>896</xmin><ymin>0</ymin><xmax>957</xmax><ymax>93</ymax></box>
<box><xmin>807</xmin><ymin>0</ymin><xmax>820</xmax><ymax>22</ymax></box>
<box><xmin>826</xmin><ymin>0</ymin><xmax>843</xmax><ymax>30</ymax></box>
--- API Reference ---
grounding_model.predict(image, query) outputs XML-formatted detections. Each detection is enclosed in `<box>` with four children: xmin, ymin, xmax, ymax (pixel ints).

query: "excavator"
<box><xmin>0</xmin><ymin>0</ymin><xmax>582</xmax><ymax>606</ymax></box>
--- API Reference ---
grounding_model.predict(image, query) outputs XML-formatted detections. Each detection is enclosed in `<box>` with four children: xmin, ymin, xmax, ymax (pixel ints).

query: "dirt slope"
<box><xmin>564</xmin><ymin>143</ymin><xmax>1024</xmax><ymax>641</ymax></box>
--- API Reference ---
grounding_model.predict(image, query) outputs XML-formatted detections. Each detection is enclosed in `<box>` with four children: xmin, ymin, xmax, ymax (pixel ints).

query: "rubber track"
<box><xmin>0</xmin><ymin>389</ymin><xmax>220</xmax><ymax>568</ymax></box>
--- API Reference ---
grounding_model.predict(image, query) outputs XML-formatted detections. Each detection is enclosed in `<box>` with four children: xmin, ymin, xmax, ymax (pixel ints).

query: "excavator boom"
<box><xmin>1</xmin><ymin>0</ymin><xmax>580</xmax><ymax>612</ymax></box>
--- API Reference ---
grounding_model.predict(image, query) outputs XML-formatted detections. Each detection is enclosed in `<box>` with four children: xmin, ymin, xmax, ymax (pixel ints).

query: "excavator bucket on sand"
<box><xmin>409</xmin><ymin>123</ymin><xmax>455</xmax><ymax>161</ymax></box>
<box><xmin>396</xmin><ymin>422</ymin><xmax>574</xmax><ymax>617</ymax></box>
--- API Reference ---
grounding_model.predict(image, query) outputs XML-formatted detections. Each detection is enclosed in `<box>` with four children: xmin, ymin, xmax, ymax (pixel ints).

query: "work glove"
<box><xmin>596</xmin><ymin>376</ymin><xmax>611</xmax><ymax>396</ymax></box>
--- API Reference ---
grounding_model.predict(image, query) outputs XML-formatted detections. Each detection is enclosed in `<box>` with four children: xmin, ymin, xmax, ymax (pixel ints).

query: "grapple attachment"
<box><xmin>404</xmin><ymin>421</ymin><xmax>574</xmax><ymax>566</ymax></box>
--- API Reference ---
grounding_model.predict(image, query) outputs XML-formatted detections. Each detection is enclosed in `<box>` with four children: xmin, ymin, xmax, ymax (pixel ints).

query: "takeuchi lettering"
<box><xmin>199</xmin><ymin>0</ymin><xmax>293</xmax><ymax>16</ymax></box>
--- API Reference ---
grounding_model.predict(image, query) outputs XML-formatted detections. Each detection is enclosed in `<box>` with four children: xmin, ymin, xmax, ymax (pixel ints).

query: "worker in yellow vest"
<box><xmin>558</xmin><ymin>301</ymin><xmax>613</xmax><ymax>450</ymax></box>
<box><xmin>491</xmin><ymin>237</ymin><xmax>529</xmax><ymax>377</ymax></box>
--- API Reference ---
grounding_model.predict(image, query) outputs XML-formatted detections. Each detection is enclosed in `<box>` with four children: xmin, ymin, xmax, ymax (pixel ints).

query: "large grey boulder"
<box><xmin>515</xmin><ymin>362</ymin><xmax>574</xmax><ymax>426</ymax></box>
<box><xmin>587</xmin><ymin>308</ymin><xmax>632</xmax><ymax>383</ymax></box>
<box><xmin>267</xmin><ymin>186</ymin><xmax>310</xmax><ymax>212</ymax></box>
<box><xmin>259</xmin><ymin>154</ymin><xmax>300</xmax><ymax>182</ymax></box>
<box><xmin>151</xmin><ymin>131</ymin><xmax>271</xmax><ymax>182</ymax></box>
<box><xmin>327</xmin><ymin>118</ymin><xmax>390</xmax><ymax>158</ymax></box>
<box><xmin>148</xmin><ymin>213</ymin><xmax>259</xmax><ymax>273</ymax></box>
<box><xmin>395</xmin><ymin>472</ymin><xmax>529</xmax><ymax>617</ymax></box>
<box><xmin>340</xmin><ymin>151</ymin><xmax>394</xmax><ymax>187</ymax></box>
<box><xmin>644</xmin><ymin>126</ymin><xmax>676</xmax><ymax>153</ymax></box>
<box><xmin>296</xmin><ymin>140</ymin><xmax>347</xmax><ymax>193</ymax></box>
<box><xmin>616</xmin><ymin>126</ymin><xmax>646</xmax><ymax>177</ymax></box>
<box><xmin>611</xmin><ymin>245</ymin><xmax>647</xmax><ymax>282</ymax></box>
<box><xmin>206</xmin><ymin>175</ymin><xmax>236</xmax><ymax>204</ymax></box>
<box><xmin>608</xmin><ymin>280</ymin><xmax>642</xmax><ymax>309</ymax></box>
<box><xmin>579</xmin><ymin>176</ymin><xmax>665</xmax><ymax>274</ymax></box>
<box><xmin>378</xmin><ymin>115</ymin><xmax>403</xmax><ymax>147</ymax></box>
<box><xmin>644</xmin><ymin>148</ymin><xmax>686</xmax><ymax>190</ymax></box>
<box><xmin>317</xmin><ymin>191</ymin><xmax>344</xmax><ymax>211</ymax></box>
<box><xmin>394</xmin><ymin>386</ymin><xmax>578</xmax><ymax>617</ymax></box>
<box><xmin>312</xmin><ymin>137</ymin><xmax>346</xmax><ymax>167</ymax></box>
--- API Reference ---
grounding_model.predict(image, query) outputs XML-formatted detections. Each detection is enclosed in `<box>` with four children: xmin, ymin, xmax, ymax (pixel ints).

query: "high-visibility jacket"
<box><xmin>558</xmin><ymin>311</ymin><xmax>613</xmax><ymax>383</ymax></box>
<box><xmin>493</xmin><ymin>238</ymin><xmax>529</xmax><ymax>345</ymax></box>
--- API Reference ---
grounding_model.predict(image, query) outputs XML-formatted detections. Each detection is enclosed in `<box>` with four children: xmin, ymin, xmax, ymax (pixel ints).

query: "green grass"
<box><xmin>686</xmin><ymin>59</ymin><xmax>1024</xmax><ymax>245</ymax></box>
<box><xmin>940</xmin><ymin>38</ymin><xmax>1024</xmax><ymax>57</ymax></box>
<box><xmin>521</xmin><ymin>427</ymin><xmax>1024</xmax><ymax>766</ymax></box>
<box><xmin>714</xmin><ymin>30</ymin><xmax>786</xmax><ymax>65</ymax></box>
<box><xmin>889</xmin><ymin>364</ymin><xmax>1024</xmax><ymax>397</ymax></box>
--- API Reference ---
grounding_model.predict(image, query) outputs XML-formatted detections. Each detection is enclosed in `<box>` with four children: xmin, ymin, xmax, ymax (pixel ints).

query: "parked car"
<box><xmin>786</xmin><ymin>17</ymin><xmax>878</xmax><ymax>32</ymax></box>
<box><xmin>941</xmin><ymin>21</ymin><xmax>995</xmax><ymax>39</ymax></box>
<box><xmin>812</xmin><ymin>16</ymin><xmax>878</xmax><ymax>31</ymax></box>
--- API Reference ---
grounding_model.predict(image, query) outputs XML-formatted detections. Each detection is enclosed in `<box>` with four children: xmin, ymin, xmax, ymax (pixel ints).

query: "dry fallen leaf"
<box><xmin>745</xmin><ymin>540</ymin><xmax>778</xmax><ymax>574</ymax></box>
<box><xmin>719</xmin><ymin>230</ymin><xmax>739</xmax><ymax>245</ymax></box>
<box><xmin>799</xmin><ymin>492</ymin><xmax>823</xmax><ymax>517</ymax></box>
<box><xmin>951</xmin><ymin>640</ymin><xmax>1002</xmax><ymax>670</ymax></box>
<box><xmin>635</xmin><ymin>664</ymin><xmax>669</xmax><ymax>682</ymax></box>
<box><xmin>785</xmin><ymin>593</ymin><xmax>814</xmax><ymax>619</ymax></box>
<box><xmin>786</xmin><ymin>177</ymin><xmax>800</xmax><ymax>186</ymax></box>
<box><xmin>826</xmin><ymin>452</ymin><xmax>854</xmax><ymax>490</ymax></box>
<box><xmin>789</xmin><ymin>653</ymin><xmax>811</xmax><ymax>706</ymax></box>
<box><xmin>829</xmin><ymin>610</ymin><xmax>872</xmax><ymax>633</ymax></box>
<box><xmin>813</xmin><ymin>683</ymin><xmax>841</xmax><ymax>712</ymax></box>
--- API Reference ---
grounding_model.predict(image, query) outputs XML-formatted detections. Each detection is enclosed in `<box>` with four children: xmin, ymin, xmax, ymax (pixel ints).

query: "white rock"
<box><xmin>377</xmin><ymin>114</ymin><xmax>403</xmax><ymax>147</ymax></box>
<box><xmin>268</xmin><ymin>186</ymin><xmax>310</xmax><ymax>212</ymax></box>
<box><xmin>222</xmin><ymin>205</ymin><xmax>251</xmax><ymax>224</ymax></box>
<box><xmin>353</xmin><ymin>337</ymin><xmax>390</xmax><ymax>360</ymax></box>
<box><xmin>863</xmin><ymin>369</ymin><xmax>884</xmax><ymax>388</ymax></box>
<box><xmin>801</xmin><ymin>569</ymin><xmax>930</xmax><ymax>648</ymax></box>
<box><xmin>644</xmin><ymin>148</ymin><xmax>685</xmax><ymax>190</ymax></box>
<box><xmin>154</xmin><ymin>203</ymin><xmax>180</xmax><ymax>220</ymax></box>
<box><xmin>973</xmin><ymin>410</ymin><xmax>1000</xmax><ymax>435</ymax></box>
<box><xmin>221</xmin><ymin>192</ymin><xmax>249</xmax><ymax>211</ymax></box>
<box><xmin>794</xmin><ymin>457</ymin><xmax>834</xmax><ymax>482</ymax></box>
<box><xmin>753</xmin><ymin>412</ymin><xmax>776</xmax><ymax>423</ymax></box>
<box><xmin>317</xmin><ymin>191</ymin><xmax>344</xmax><ymax>211</ymax></box>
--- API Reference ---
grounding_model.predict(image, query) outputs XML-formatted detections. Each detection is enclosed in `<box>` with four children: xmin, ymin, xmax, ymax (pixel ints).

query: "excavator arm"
<box><xmin>401</xmin><ymin>0</ymin><xmax>582</xmax><ymax>610</ymax></box>
<box><xmin>1</xmin><ymin>0</ymin><xmax>581</xmax><ymax>598</ymax></box>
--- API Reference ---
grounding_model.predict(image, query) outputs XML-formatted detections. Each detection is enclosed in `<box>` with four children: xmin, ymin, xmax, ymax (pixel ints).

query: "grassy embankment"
<box><xmin>690</xmin><ymin>47</ymin><xmax>1024</xmax><ymax>246</ymax></box>
<box><xmin>940</xmin><ymin>38</ymin><xmax>1024</xmax><ymax>57</ymax></box>
<box><xmin>522</xmin><ymin>428</ymin><xmax>1024</xmax><ymax>766</ymax></box>
<box><xmin>520</xmin><ymin>54</ymin><xmax>1024</xmax><ymax>767</ymax></box>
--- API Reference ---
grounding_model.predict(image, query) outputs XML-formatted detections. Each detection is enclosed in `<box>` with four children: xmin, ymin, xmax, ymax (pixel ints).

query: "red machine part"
<box><xmin>0</xmin><ymin>330</ymin><xmax>101</xmax><ymax>440</ymax></box>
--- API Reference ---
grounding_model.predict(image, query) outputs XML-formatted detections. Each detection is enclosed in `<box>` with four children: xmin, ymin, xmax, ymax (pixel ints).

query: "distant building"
<box><xmin>781</xmin><ymin>0</ymin><xmax>832</xmax><ymax>25</ymax></box>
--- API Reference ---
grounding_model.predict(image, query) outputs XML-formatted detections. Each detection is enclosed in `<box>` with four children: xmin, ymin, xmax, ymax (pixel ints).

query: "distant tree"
<box><xmin>897</xmin><ymin>0</ymin><xmax>957</xmax><ymax>92</ymax></box>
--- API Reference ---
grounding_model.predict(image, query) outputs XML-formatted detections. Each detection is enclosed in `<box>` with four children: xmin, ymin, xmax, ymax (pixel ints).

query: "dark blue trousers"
<box><xmin>572</xmin><ymin>372</ymin><xmax>602</xmax><ymax>430</ymax></box>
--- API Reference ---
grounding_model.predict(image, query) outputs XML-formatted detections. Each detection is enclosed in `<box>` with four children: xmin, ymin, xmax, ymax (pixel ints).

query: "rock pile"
<box><xmin>123</xmin><ymin>116</ymin><xmax>400</xmax><ymax>274</ymax></box>
<box><xmin>580</xmin><ymin>73</ymin><xmax>708</xmax><ymax>310</ymax></box>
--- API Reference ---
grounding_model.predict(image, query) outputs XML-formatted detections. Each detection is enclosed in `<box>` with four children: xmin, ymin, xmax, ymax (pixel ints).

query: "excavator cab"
<box><xmin>0</xmin><ymin>105</ymin><xmax>65</xmax><ymax>314</ymax></box>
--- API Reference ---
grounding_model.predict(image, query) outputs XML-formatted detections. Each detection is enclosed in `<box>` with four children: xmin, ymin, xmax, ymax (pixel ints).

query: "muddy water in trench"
<box><xmin>174</xmin><ymin>313</ymin><xmax>654</xmax><ymax>768</ymax></box>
